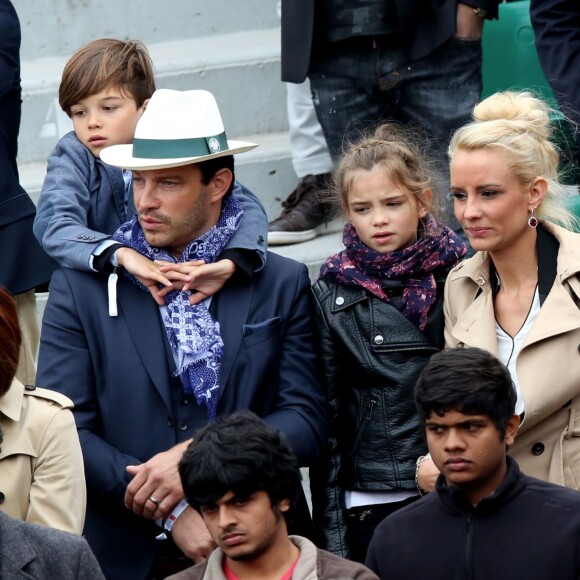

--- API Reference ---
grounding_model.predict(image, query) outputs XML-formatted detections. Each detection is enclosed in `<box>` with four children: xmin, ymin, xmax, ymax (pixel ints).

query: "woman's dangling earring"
<box><xmin>528</xmin><ymin>206</ymin><xmax>538</xmax><ymax>228</ymax></box>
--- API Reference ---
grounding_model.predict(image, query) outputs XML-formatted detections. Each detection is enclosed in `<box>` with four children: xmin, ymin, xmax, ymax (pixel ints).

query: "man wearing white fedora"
<box><xmin>37</xmin><ymin>89</ymin><xmax>326</xmax><ymax>580</ymax></box>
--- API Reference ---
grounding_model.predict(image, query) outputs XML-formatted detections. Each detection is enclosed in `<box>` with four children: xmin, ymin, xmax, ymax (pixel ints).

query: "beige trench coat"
<box><xmin>444</xmin><ymin>222</ymin><xmax>580</xmax><ymax>489</ymax></box>
<box><xmin>0</xmin><ymin>378</ymin><xmax>86</xmax><ymax>533</ymax></box>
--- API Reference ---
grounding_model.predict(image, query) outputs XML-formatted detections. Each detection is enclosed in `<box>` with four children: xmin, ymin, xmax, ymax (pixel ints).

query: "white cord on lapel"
<box><xmin>108</xmin><ymin>268</ymin><xmax>118</xmax><ymax>317</ymax></box>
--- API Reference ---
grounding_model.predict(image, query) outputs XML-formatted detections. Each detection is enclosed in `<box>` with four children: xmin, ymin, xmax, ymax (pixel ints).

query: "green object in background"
<box><xmin>481</xmin><ymin>0</ymin><xmax>579</xmax><ymax>185</ymax></box>
<box><xmin>482</xmin><ymin>0</ymin><xmax>557</xmax><ymax>106</ymax></box>
<box><xmin>564</xmin><ymin>195</ymin><xmax>580</xmax><ymax>232</ymax></box>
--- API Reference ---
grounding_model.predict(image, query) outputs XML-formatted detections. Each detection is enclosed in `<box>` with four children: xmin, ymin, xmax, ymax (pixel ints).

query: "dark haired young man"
<box><xmin>167</xmin><ymin>411</ymin><xmax>378</xmax><ymax>580</ymax></box>
<box><xmin>366</xmin><ymin>348</ymin><xmax>580</xmax><ymax>580</ymax></box>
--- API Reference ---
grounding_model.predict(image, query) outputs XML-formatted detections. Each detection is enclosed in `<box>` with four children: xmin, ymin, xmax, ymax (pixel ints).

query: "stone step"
<box><xmin>19</xmin><ymin>27</ymin><xmax>286</xmax><ymax>165</ymax></box>
<box><xmin>271</xmin><ymin>230</ymin><xmax>344</xmax><ymax>282</ymax></box>
<box><xmin>14</xmin><ymin>0</ymin><xmax>279</xmax><ymax>60</ymax></box>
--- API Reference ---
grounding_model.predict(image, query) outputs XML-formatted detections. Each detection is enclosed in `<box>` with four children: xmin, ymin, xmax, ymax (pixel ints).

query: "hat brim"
<box><xmin>100</xmin><ymin>140</ymin><xmax>258</xmax><ymax>170</ymax></box>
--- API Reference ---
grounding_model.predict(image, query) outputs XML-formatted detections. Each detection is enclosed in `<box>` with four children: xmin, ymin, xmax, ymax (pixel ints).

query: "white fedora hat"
<box><xmin>100</xmin><ymin>89</ymin><xmax>258</xmax><ymax>170</ymax></box>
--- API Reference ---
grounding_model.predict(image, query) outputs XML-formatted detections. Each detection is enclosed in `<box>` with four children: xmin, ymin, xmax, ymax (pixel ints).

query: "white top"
<box><xmin>496</xmin><ymin>287</ymin><xmax>541</xmax><ymax>416</ymax></box>
<box><xmin>345</xmin><ymin>489</ymin><xmax>419</xmax><ymax>509</ymax></box>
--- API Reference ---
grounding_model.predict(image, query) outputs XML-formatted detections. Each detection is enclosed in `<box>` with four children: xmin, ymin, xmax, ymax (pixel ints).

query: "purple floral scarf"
<box><xmin>113</xmin><ymin>194</ymin><xmax>243</xmax><ymax>420</ymax></box>
<box><xmin>319</xmin><ymin>214</ymin><xmax>467</xmax><ymax>330</ymax></box>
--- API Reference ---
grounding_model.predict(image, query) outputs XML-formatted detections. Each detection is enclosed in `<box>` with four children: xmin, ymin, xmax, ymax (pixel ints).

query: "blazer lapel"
<box><xmin>524</xmin><ymin>276</ymin><xmax>580</xmax><ymax>347</ymax></box>
<box><xmin>117</xmin><ymin>279</ymin><xmax>175</xmax><ymax>411</ymax></box>
<box><xmin>210</xmin><ymin>276</ymin><xmax>255</xmax><ymax>396</ymax></box>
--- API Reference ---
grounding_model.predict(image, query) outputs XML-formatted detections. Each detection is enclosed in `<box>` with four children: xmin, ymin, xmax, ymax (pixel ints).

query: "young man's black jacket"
<box><xmin>366</xmin><ymin>458</ymin><xmax>580</xmax><ymax>580</ymax></box>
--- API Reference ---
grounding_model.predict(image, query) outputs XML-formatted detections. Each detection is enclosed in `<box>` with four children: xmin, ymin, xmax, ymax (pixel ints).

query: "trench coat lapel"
<box><xmin>450</xmin><ymin>285</ymin><xmax>499</xmax><ymax>355</ymax></box>
<box><xmin>524</xmin><ymin>275</ymin><xmax>580</xmax><ymax>347</ymax></box>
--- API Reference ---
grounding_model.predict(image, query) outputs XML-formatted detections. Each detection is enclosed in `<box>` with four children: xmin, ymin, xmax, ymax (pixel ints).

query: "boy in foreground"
<box><xmin>366</xmin><ymin>347</ymin><xmax>580</xmax><ymax>580</ymax></box>
<box><xmin>168</xmin><ymin>411</ymin><xmax>377</xmax><ymax>580</ymax></box>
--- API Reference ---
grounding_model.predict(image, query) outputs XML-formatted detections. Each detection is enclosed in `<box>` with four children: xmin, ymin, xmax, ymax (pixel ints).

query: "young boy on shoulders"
<box><xmin>366</xmin><ymin>347</ymin><xmax>580</xmax><ymax>580</ymax></box>
<box><xmin>34</xmin><ymin>39</ymin><xmax>267</xmax><ymax>303</ymax></box>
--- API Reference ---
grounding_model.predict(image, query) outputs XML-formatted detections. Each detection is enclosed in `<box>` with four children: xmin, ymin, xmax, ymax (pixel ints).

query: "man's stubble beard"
<box><xmin>140</xmin><ymin>186</ymin><xmax>210</xmax><ymax>253</ymax></box>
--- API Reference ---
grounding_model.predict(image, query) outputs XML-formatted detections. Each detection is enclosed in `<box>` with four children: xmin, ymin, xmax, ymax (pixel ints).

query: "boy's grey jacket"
<box><xmin>0</xmin><ymin>511</ymin><xmax>105</xmax><ymax>580</ymax></box>
<box><xmin>34</xmin><ymin>132</ymin><xmax>127</xmax><ymax>270</ymax></box>
<box><xmin>34</xmin><ymin>131</ymin><xmax>268</xmax><ymax>271</ymax></box>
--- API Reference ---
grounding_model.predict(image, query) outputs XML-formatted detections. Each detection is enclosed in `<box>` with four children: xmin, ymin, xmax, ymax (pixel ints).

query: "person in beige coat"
<box><xmin>0</xmin><ymin>287</ymin><xmax>86</xmax><ymax>534</ymax></box>
<box><xmin>417</xmin><ymin>91</ymin><xmax>580</xmax><ymax>492</ymax></box>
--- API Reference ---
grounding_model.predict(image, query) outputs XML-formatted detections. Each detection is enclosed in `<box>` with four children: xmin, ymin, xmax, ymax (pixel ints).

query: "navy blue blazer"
<box><xmin>37</xmin><ymin>251</ymin><xmax>325</xmax><ymax>580</ymax></box>
<box><xmin>0</xmin><ymin>0</ymin><xmax>55</xmax><ymax>293</ymax></box>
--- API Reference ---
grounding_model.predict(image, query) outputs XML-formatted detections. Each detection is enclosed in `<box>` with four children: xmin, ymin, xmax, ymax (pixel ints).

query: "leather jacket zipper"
<box><xmin>374</xmin><ymin>344</ymin><xmax>440</xmax><ymax>353</ymax></box>
<box><xmin>352</xmin><ymin>397</ymin><xmax>378</xmax><ymax>453</ymax></box>
<box><xmin>367</xmin><ymin>398</ymin><xmax>376</xmax><ymax>420</ymax></box>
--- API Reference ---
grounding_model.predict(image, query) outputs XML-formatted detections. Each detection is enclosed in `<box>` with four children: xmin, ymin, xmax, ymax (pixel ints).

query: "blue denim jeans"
<box><xmin>309</xmin><ymin>36</ymin><xmax>482</xmax><ymax>161</ymax></box>
<box><xmin>309</xmin><ymin>36</ymin><xmax>482</xmax><ymax>240</ymax></box>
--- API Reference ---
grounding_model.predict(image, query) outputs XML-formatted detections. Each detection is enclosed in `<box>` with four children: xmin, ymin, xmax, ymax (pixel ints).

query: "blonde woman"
<box><xmin>418</xmin><ymin>92</ymin><xmax>580</xmax><ymax>492</ymax></box>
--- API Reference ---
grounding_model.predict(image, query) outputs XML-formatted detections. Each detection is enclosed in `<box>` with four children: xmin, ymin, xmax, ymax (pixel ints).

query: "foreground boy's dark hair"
<box><xmin>59</xmin><ymin>38</ymin><xmax>155</xmax><ymax>114</ymax></box>
<box><xmin>179</xmin><ymin>411</ymin><xmax>301</xmax><ymax>517</ymax></box>
<box><xmin>415</xmin><ymin>348</ymin><xmax>517</xmax><ymax>437</ymax></box>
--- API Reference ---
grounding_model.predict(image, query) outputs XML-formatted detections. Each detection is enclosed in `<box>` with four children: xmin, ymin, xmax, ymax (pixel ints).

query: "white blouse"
<box><xmin>496</xmin><ymin>287</ymin><xmax>541</xmax><ymax>416</ymax></box>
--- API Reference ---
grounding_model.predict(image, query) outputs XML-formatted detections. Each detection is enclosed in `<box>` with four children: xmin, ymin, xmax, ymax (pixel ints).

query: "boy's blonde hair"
<box><xmin>59</xmin><ymin>38</ymin><xmax>155</xmax><ymax>115</ymax></box>
<box><xmin>449</xmin><ymin>91</ymin><xmax>577</xmax><ymax>229</ymax></box>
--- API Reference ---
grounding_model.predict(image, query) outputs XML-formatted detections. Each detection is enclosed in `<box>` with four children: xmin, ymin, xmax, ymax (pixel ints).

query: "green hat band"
<box><xmin>132</xmin><ymin>132</ymin><xmax>228</xmax><ymax>159</ymax></box>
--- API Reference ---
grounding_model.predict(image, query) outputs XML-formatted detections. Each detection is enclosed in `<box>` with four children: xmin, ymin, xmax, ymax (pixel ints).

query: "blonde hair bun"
<box><xmin>472</xmin><ymin>91</ymin><xmax>551</xmax><ymax>141</ymax></box>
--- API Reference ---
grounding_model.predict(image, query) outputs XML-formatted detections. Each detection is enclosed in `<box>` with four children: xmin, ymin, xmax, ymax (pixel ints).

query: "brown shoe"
<box><xmin>268</xmin><ymin>173</ymin><xmax>341</xmax><ymax>245</ymax></box>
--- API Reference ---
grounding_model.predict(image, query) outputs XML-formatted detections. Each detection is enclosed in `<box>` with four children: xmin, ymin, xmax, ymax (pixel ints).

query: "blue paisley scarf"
<box><xmin>113</xmin><ymin>194</ymin><xmax>243</xmax><ymax>420</ymax></box>
<box><xmin>319</xmin><ymin>214</ymin><xmax>467</xmax><ymax>330</ymax></box>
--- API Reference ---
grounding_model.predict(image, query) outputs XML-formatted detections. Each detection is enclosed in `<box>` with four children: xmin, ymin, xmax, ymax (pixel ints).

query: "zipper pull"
<box><xmin>367</xmin><ymin>398</ymin><xmax>377</xmax><ymax>420</ymax></box>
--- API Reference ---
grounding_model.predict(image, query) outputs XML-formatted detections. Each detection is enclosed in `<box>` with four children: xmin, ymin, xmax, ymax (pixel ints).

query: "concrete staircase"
<box><xmin>12</xmin><ymin>0</ymin><xmax>343</xmax><ymax>322</ymax></box>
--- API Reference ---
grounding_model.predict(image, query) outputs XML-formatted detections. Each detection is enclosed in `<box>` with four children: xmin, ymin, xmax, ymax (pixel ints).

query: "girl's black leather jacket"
<box><xmin>310</xmin><ymin>276</ymin><xmax>445</xmax><ymax>558</ymax></box>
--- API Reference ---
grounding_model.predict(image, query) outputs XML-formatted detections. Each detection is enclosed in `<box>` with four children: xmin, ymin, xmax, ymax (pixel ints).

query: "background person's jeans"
<box><xmin>309</xmin><ymin>36</ymin><xmax>482</xmax><ymax>240</ymax></box>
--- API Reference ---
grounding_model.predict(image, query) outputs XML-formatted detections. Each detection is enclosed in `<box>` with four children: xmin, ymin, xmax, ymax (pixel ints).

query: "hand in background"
<box><xmin>171</xmin><ymin>506</ymin><xmax>216</xmax><ymax>564</ymax></box>
<box><xmin>124</xmin><ymin>439</ymin><xmax>191</xmax><ymax>520</ymax></box>
<box><xmin>456</xmin><ymin>2</ymin><xmax>484</xmax><ymax>40</ymax></box>
<box><xmin>417</xmin><ymin>455</ymin><xmax>440</xmax><ymax>493</ymax></box>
